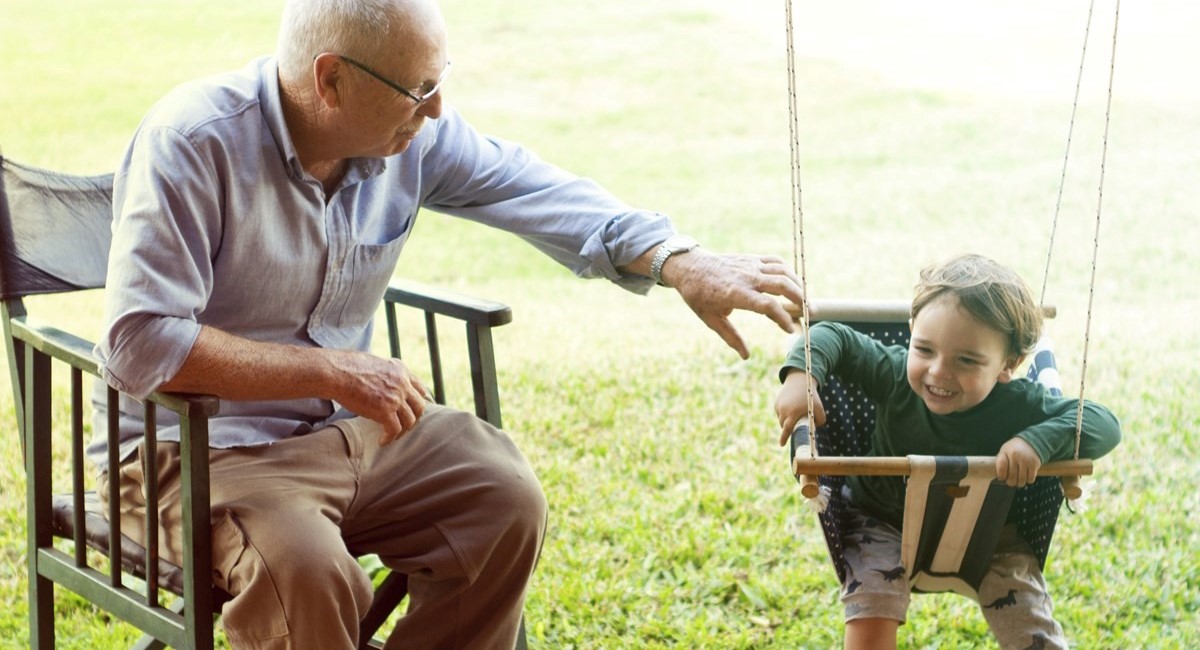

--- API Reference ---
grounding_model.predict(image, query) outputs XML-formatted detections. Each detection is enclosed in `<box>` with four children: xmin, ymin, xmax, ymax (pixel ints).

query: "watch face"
<box><xmin>667</xmin><ymin>235</ymin><xmax>698</xmax><ymax>252</ymax></box>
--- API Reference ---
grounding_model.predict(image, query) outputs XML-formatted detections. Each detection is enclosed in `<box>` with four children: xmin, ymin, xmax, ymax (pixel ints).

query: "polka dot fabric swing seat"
<box><xmin>788</xmin><ymin>310</ymin><xmax>1080</xmax><ymax>600</ymax></box>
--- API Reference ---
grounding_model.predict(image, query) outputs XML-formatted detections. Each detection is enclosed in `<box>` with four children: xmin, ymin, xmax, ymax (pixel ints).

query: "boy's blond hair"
<box><xmin>911</xmin><ymin>254</ymin><xmax>1042</xmax><ymax>363</ymax></box>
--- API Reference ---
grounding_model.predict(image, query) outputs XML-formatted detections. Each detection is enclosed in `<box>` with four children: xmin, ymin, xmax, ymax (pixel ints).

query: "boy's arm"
<box><xmin>1017</xmin><ymin>396</ymin><xmax>1122</xmax><ymax>463</ymax></box>
<box><xmin>778</xmin><ymin>321</ymin><xmax>903</xmax><ymax>399</ymax></box>
<box><xmin>775</xmin><ymin>370</ymin><xmax>826</xmax><ymax>445</ymax></box>
<box><xmin>779</xmin><ymin>322</ymin><xmax>838</xmax><ymax>385</ymax></box>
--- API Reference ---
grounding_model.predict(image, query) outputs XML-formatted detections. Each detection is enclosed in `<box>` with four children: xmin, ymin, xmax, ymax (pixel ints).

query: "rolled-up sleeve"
<box><xmin>95</xmin><ymin>126</ymin><xmax>220</xmax><ymax>399</ymax></box>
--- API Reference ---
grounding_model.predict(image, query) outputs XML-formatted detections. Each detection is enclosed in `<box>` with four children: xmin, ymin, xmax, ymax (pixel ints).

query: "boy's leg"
<box><xmin>838</xmin><ymin>491</ymin><xmax>910</xmax><ymax>649</ymax></box>
<box><xmin>845</xmin><ymin>618</ymin><xmax>900</xmax><ymax>650</ymax></box>
<box><xmin>977</xmin><ymin>526</ymin><xmax>1067</xmax><ymax>650</ymax></box>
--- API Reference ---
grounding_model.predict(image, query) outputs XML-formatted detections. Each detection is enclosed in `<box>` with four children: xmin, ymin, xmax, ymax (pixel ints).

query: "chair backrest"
<box><xmin>1</xmin><ymin>155</ymin><xmax>114</xmax><ymax>441</ymax></box>
<box><xmin>0</xmin><ymin>155</ymin><xmax>114</xmax><ymax>300</ymax></box>
<box><xmin>804</xmin><ymin>316</ymin><xmax>1065</xmax><ymax>594</ymax></box>
<box><xmin>2</xmin><ymin>154</ymin><xmax>224</xmax><ymax>648</ymax></box>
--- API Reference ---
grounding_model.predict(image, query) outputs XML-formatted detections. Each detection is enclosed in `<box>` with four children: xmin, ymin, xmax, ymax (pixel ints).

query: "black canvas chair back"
<box><xmin>0</xmin><ymin>158</ymin><xmax>112</xmax><ymax>297</ymax></box>
<box><xmin>1</xmin><ymin>158</ymin><xmax>113</xmax><ymax>434</ymax></box>
<box><xmin>3</xmin><ymin>153</ymin><xmax>224</xmax><ymax>649</ymax></box>
<box><xmin>791</xmin><ymin>318</ymin><xmax>1065</xmax><ymax>599</ymax></box>
<box><xmin>3</xmin><ymin>153</ymin><xmax>525</xmax><ymax>648</ymax></box>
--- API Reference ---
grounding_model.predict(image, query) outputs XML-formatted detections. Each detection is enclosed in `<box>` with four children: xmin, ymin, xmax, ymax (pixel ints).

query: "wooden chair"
<box><xmin>1</xmin><ymin>152</ymin><xmax>525</xmax><ymax>649</ymax></box>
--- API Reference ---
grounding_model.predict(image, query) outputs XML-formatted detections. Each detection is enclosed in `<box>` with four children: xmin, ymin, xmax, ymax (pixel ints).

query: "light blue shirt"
<box><xmin>91</xmin><ymin>56</ymin><xmax>674</xmax><ymax>470</ymax></box>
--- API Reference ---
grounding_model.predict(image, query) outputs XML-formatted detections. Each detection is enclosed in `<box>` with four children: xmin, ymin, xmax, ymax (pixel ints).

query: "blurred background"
<box><xmin>2</xmin><ymin>0</ymin><xmax>1197</xmax><ymax>646</ymax></box>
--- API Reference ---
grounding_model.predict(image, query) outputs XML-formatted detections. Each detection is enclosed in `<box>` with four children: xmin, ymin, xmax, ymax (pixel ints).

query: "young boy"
<box><xmin>774</xmin><ymin>254</ymin><xmax>1121</xmax><ymax>650</ymax></box>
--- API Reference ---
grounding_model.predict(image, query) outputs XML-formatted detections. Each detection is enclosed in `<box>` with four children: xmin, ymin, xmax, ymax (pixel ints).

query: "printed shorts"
<box><xmin>838</xmin><ymin>488</ymin><xmax>1068</xmax><ymax>649</ymax></box>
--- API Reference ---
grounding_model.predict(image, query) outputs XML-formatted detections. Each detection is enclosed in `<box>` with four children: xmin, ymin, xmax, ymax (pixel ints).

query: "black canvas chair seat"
<box><xmin>791</xmin><ymin>318</ymin><xmax>1066</xmax><ymax>599</ymax></box>
<box><xmin>50</xmin><ymin>490</ymin><xmax>235</xmax><ymax>606</ymax></box>
<box><xmin>3</xmin><ymin>152</ymin><xmax>525</xmax><ymax>649</ymax></box>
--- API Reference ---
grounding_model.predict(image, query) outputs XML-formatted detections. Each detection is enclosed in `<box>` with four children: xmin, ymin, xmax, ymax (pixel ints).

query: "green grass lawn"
<box><xmin>3</xmin><ymin>0</ymin><xmax>1198</xmax><ymax>647</ymax></box>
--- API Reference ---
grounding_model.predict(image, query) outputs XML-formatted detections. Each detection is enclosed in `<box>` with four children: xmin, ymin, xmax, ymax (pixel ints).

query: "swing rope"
<box><xmin>1074</xmin><ymin>0</ymin><xmax>1121</xmax><ymax>459</ymax></box>
<box><xmin>1040</xmin><ymin>0</ymin><xmax>1097</xmax><ymax>307</ymax></box>
<box><xmin>783</xmin><ymin>0</ymin><xmax>1121</xmax><ymax>470</ymax></box>
<box><xmin>782</xmin><ymin>0</ymin><xmax>818</xmax><ymax>458</ymax></box>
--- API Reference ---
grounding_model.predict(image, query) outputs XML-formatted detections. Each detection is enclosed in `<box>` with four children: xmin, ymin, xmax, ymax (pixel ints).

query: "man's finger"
<box><xmin>760</xmin><ymin>297</ymin><xmax>798</xmax><ymax>334</ymax></box>
<box><xmin>407</xmin><ymin>388</ymin><xmax>426</xmax><ymax>420</ymax></box>
<box><xmin>378</xmin><ymin>413</ymin><xmax>404</xmax><ymax>445</ymax></box>
<box><xmin>753</xmin><ymin>273</ymin><xmax>806</xmax><ymax>318</ymax></box>
<box><xmin>396</xmin><ymin>401</ymin><xmax>417</xmax><ymax>433</ymax></box>
<box><xmin>703</xmin><ymin>315</ymin><xmax>749</xmax><ymax>359</ymax></box>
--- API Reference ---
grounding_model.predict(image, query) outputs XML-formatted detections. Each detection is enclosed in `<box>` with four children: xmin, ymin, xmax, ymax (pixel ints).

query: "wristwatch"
<box><xmin>649</xmin><ymin>235</ymin><xmax>699</xmax><ymax>287</ymax></box>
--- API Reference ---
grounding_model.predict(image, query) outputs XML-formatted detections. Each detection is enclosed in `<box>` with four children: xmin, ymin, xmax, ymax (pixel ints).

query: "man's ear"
<box><xmin>997</xmin><ymin>354</ymin><xmax>1027</xmax><ymax>383</ymax></box>
<box><xmin>313</xmin><ymin>53</ymin><xmax>345</xmax><ymax>109</ymax></box>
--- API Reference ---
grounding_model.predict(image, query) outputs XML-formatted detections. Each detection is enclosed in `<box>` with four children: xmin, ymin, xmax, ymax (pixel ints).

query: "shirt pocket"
<box><xmin>335</xmin><ymin>233</ymin><xmax>409</xmax><ymax>333</ymax></box>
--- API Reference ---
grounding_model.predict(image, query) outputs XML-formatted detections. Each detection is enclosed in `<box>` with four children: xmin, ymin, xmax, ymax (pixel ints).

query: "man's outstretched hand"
<box><xmin>662</xmin><ymin>250</ymin><xmax>805</xmax><ymax>359</ymax></box>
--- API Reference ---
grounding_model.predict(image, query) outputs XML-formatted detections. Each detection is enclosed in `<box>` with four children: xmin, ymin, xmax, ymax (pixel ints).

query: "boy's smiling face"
<box><xmin>906</xmin><ymin>295</ymin><xmax>1019</xmax><ymax>414</ymax></box>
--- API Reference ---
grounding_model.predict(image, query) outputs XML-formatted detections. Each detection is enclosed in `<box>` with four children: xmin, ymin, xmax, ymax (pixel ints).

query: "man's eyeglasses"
<box><xmin>338</xmin><ymin>55</ymin><xmax>451</xmax><ymax>105</ymax></box>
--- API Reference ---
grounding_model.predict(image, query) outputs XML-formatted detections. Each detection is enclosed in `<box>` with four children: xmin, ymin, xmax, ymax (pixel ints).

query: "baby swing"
<box><xmin>780</xmin><ymin>0</ymin><xmax>1121</xmax><ymax>600</ymax></box>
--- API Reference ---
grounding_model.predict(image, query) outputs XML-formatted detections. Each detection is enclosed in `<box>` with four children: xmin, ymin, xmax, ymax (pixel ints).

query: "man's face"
<box><xmin>334</xmin><ymin>1</ymin><xmax>449</xmax><ymax>158</ymax></box>
<box><xmin>339</xmin><ymin>50</ymin><xmax>448</xmax><ymax>157</ymax></box>
<box><xmin>905</xmin><ymin>296</ymin><xmax>1016</xmax><ymax>415</ymax></box>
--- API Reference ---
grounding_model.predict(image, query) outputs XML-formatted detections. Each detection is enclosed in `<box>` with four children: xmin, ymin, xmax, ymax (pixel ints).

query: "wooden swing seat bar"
<box><xmin>784</xmin><ymin>300</ymin><xmax>1057</xmax><ymax>324</ymax></box>
<box><xmin>792</xmin><ymin>446</ymin><xmax>1093</xmax><ymax>478</ymax></box>
<box><xmin>792</xmin><ymin>441</ymin><xmax>1089</xmax><ymax>501</ymax></box>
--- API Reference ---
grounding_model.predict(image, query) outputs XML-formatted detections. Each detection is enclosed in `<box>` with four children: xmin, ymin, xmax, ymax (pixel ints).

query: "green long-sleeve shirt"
<box><xmin>781</xmin><ymin>322</ymin><xmax>1121</xmax><ymax>528</ymax></box>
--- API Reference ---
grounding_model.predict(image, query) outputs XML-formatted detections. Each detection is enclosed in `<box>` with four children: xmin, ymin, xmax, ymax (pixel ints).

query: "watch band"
<box><xmin>649</xmin><ymin>235</ymin><xmax>698</xmax><ymax>287</ymax></box>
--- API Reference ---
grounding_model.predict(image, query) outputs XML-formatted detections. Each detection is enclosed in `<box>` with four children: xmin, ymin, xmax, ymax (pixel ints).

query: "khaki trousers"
<box><xmin>100</xmin><ymin>405</ymin><xmax>547</xmax><ymax>649</ymax></box>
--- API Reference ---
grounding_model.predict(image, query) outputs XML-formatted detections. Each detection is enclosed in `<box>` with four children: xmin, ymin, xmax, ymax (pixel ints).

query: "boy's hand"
<box><xmin>775</xmin><ymin>370</ymin><xmax>826</xmax><ymax>446</ymax></box>
<box><xmin>996</xmin><ymin>437</ymin><xmax>1042</xmax><ymax>487</ymax></box>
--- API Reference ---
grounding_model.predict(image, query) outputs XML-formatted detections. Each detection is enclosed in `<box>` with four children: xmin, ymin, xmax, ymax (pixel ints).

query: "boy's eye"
<box><xmin>913</xmin><ymin>346</ymin><xmax>932</xmax><ymax>356</ymax></box>
<box><xmin>959</xmin><ymin>357</ymin><xmax>979</xmax><ymax>366</ymax></box>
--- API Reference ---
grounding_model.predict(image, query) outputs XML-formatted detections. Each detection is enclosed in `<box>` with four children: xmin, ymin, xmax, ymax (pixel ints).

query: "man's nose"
<box><xmin>417</xmin><ymin>91</ymin><xmax>443</xmax><ymax>120</ymax></box>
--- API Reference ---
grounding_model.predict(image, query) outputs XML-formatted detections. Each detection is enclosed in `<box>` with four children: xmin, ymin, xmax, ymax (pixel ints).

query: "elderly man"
<box><xmin>93</xmin><ymin>0</ymin><xmax>805</xmax><ymax>647</ymax></box>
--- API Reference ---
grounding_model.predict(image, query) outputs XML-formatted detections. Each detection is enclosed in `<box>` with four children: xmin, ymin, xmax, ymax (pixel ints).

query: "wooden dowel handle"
<box><xmin>793</xmin><ymin>444</ymin><xmax>822</xmax><ymax>499</ymax></box>
<box><xmin>1061</xmin><ymin>475</ymin><xmax>1084</xmax><ymax>500</ymax></box>
<box><xmin>800</xmin><ymin>474</ymin><xmax>821</xmax><ymax>499</ymax></box>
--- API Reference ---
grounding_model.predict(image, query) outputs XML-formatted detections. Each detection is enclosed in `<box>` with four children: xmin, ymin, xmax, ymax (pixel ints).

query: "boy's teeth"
<box><xmin>928</xmin><ymin>386</ymin><xmax>953</xmax><ymax>397</ymax></box>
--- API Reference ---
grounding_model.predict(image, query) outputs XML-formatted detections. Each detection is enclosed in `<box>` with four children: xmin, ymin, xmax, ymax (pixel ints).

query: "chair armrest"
<box><xmin>9</xmin><ymin>315</ymin><xmax>219</xmax><ymax>417</ymax></box>
<box><xmin>382</xmin><ymin>279</ymin><xmax>510</xmax><ymax>427</ymax></box>
<box><xmin>12</xmin><ymin>313</ymin><xmax>220</xmax><ymax>641</ymax></box>
<box><xmin>385</xmin><ymin>279</ymin><xmax>512</xmax><ymax>327</ymax></box>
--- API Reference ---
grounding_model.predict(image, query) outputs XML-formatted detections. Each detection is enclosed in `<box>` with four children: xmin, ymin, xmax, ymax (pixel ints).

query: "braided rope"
<box><xmin>1040</xmin><ymin>0</ymin><xmax>1098</xmax><ymax>307</ymax></box>
<box><xmin>1075</xmin><ymin>0</ymin><xmax>1121</xmax><ymax>459</ymax></box>
<box><xmin>783</xmin><ymin>0</ymin><xmax>817</xmax><ymax>455</ymax></box>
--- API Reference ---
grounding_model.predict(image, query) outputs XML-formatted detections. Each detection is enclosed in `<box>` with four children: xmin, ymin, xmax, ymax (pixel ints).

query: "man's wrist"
<box><xmin>649</xmin><ymin>235</ymin><xmax>699</xmax><ymax>287</ymax></box>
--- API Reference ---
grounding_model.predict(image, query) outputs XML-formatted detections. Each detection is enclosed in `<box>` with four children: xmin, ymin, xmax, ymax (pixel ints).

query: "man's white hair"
<box><xmin>276</xmin><ymin>0</ymin><xmax>400</xmax><ymax>80</ymax></box>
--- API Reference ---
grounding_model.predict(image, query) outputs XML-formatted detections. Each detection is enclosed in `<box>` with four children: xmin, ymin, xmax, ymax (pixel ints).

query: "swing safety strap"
<box><xmin>902</xmin><ymin>456</ymin><xmax>1016</xmax><ymax>600</ymax></box>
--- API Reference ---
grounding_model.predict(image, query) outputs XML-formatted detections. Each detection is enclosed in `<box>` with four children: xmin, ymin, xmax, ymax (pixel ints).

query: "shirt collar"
<box><xmin>257</xmin><ymin>56</ymin><xmax>385</xmax><ymax>186</ymax></box>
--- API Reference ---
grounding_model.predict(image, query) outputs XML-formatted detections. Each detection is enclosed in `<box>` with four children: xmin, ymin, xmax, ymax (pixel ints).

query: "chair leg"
<box><xmin>358</xmin><ymin>571</ymin><xmax>409</xmax><ymax>650</ymax></box>
<box><xmin>515</xmin><ymin>616</ymin><xmax>528</xmax><ymax>650</ymax></box>
<box><xmin>130</xmin><ymin>597</ymin><xmax>186</xmax><ymax>650</ymax></box>
<box><xmin>131</xmin><ymin>635</ymin><xmax>168</xmax><ymax>650</ymax></box>
<box><xmin>28</xmin><ymin>573</ymin><xmax>54</xmax><ymax>649</ymax></box>
<box><xmin>356</xmin><ymin>572</ymin><xmax>529</xmax><ymax>650</ymax></box>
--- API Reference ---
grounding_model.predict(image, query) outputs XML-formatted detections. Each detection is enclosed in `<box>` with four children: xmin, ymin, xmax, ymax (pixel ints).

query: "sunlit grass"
<box><xmin>3</xmin><ymin>0</ymin><xmax>1199</xmax><ymax>647</ymax></box>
